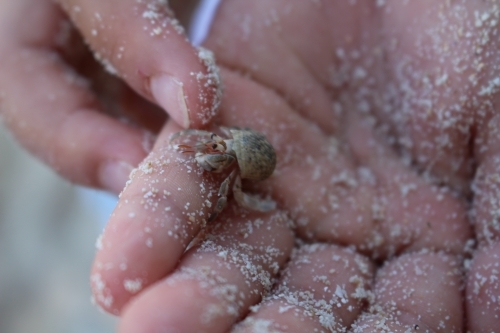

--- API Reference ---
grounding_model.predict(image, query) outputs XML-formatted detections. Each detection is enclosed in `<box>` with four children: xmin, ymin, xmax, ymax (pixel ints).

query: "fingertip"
<box><xmin>148</xmin><ymin>47</ymin><xmax>222</xmax><ymax>129</ymax></box>
<box><xmin>54</xmin><ymin>110</ymin><xmax>148</xmax><ymax>191</ymax></box>
<box><xmin>372</xmin><ymin>252</ymin><xmax>463</xmax><ymax>331</ymax></box>
<box><xmin>98</xmin><ymin>160</ymin><xmax>135</xmax><ymax>194</ymax></box>
<box><xmin>90</xmin><ymin>201</ymin><xmax>189</xmax><ymax>314</ymax></box>
<box><xmin>466</xmin><ymin>243</ymin><xmax>500</xmax><ymax>332</ymax></box>
<box><xmin>118</xmin><ymin>279</ymin><xmax>224</xmax><ymax>333</ymax></box>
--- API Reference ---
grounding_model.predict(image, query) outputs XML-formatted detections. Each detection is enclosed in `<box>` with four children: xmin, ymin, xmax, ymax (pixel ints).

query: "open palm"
<box><xmin>90</xmin><ymin>1</ymin><xmax>500</xmax><ymax>332</ymax></box>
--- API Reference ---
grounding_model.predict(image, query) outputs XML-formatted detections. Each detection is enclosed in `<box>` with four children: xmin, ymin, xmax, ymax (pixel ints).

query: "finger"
<box><xmin>354</xmin><ymin>252</ymin><xmax>463</xmax><ymax>332</ymax></box>
<box><xmin>0</xmin><ymin>0</ymin><xmax>148</xmax><ymax>193</ymax></box>
<box><xmin>380</xmin><ymin>0</ymin><xmax>500</xmax><ymax>195</ymax></box>
<box><xmin>469</xmin><ymin>113</ymin><xmax>500</xmax><ymax>331</ymax></box>
<box><xmin>375</xmin><ymin>0</ymin><xmax>495</xmax><ymax>192</ymax></box>
<box><xmin>55</xmin><ymin>0</ymin><xmax>222</xmax><ymax>129</ymax></box>
<box><xmin>117</xmin><ymin>209</ymin><xmax>294</xmax><ymax>332</ymax></box>
<box><xmin>472</xmin><ymin>114</ymin><xmax>500</xmax><ymax>243</ymax></box>
<box><xmin>233</xmin><ymin>244</ymin><xmax>374</xmax><ymax>333</ymax></box>
<box><xmin>346</xmin><ymin>114</ymin><xmax>472</xmax><ymax>256</ymax></box>
<box><xmin>466</xmin><ymin>243</ymin><xmax>500</xmax><ymax>332</ymax></box>
<box><xmin>91</xmin><ymin>119</ymin><xmax>213</xmax><ymax>314</ymax></box>
<box><xmin>92</xmin><ymin>115</ymin><xmax>284</xmax><ymax>314</ymax></box>
<box><xmin>217</xmin><ymin>69</ymin><xmax>471</xmax><ymax>259</ymax></box>
<box><xmin>204</xmin><ymin>0</ymin><xmax>341</xmax><ymax>134</ymax></box>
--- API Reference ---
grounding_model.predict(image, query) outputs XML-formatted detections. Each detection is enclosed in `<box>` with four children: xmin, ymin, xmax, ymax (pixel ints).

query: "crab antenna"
<box><xmin>175</xmin><ymin>144</ymin><xmax>196</xmax><ymax>154</ymax></box>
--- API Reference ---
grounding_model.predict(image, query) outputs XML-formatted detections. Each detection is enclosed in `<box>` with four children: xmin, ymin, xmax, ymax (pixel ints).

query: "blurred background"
<box><xmin>0</xmin><ymin>124</ymin><xmax>118</xmax><ymax>332</ymax></box>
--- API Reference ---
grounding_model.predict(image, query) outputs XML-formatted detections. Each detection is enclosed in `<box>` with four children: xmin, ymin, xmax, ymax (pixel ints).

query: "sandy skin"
<box><xmin>1</xmin><ymin>0</ymin><xmax>500</xmax><ymax>332</ymax></box>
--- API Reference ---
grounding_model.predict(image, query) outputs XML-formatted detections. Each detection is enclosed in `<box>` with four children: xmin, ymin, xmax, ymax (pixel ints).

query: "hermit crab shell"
<box><xmin>230</xmin><ymin>129</ymin><xmax>277</xmax><ymax>181</ymax></box>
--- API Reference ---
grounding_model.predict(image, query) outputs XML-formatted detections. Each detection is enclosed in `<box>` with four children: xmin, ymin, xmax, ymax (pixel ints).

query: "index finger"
<box><xmin>55</xmin><ymin>0</ymin><xmax>222</xmax><ymax>129</ymax></box>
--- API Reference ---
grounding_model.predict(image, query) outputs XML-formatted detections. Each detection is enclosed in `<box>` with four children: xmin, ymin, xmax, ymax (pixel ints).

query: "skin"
<box><xmin>1</xmin><ymin>0</ymin><xmax>500</xmax><ymax>332</ymax></box>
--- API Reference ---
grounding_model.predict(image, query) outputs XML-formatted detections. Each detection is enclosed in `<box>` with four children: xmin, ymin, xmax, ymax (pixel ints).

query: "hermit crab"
<box><xmin>170</xmin><ymin>127</ymin><xmax>277</xmax><ymax>222</ymax></box>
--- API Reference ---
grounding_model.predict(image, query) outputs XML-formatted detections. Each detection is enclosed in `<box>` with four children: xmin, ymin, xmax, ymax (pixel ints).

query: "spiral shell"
<box><xmin>230</xmin><ymin>129</ymin><xmax>276</xmax><ymax>181</ymax></box>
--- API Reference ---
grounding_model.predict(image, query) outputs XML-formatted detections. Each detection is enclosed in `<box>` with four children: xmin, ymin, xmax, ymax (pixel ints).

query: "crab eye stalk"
<box><xmin>213</xmin><ymin>143</ymin><xmax>226</xmax><ymax>152</ymax></box>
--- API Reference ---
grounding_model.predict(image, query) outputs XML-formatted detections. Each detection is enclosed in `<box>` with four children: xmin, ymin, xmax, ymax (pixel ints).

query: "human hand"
<box><xmin>0</xmin><ymin>0</ymin><xmax>220</xmax><ymax>193</ymax></box>
<box><xmin>92</xmin><ymin>1</ymin><xmax>500</xmax><ymax>332</ymax></box>
<box><xmin>3</xmin><ymin>0</ymin><xmax>499</xmax><ymax>332</ymax></box>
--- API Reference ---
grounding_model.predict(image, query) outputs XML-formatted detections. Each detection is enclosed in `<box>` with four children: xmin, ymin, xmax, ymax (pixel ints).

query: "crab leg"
<box><xmin>232</xmin><ymin>174</ymin><xmax>276</xmax><ymax>212</ymax></box>
<box><xmin>208</xmin><ymin>169</ymin><xmax>237</xmax><ymax>222</ymax></box>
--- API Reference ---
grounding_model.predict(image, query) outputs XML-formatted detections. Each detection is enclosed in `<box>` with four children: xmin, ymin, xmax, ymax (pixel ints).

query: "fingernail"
<box><xmin>150</xmin><ymin>74</ymin><xmax>190</xmax><ymax>128</ymax></box>
<box><xmin>99</xmin><ymin>161</ymin><xmax>134</xmax><ymax>194</ymax></box>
